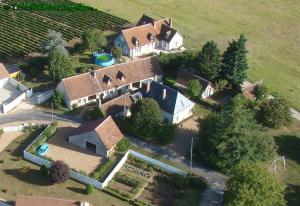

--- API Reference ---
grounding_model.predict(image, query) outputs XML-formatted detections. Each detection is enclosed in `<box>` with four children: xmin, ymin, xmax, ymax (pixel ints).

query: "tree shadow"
<box><xmin>285</xmin><ymin>184</ymin><xmax>300</xmax><ymax>206</ymax></box>
<box><xmin>3</xmin><ymin>168</ymin><xmax>52</xmax><ymax>186</ymax></box>
<box><xmin>11</xmin><ymin>129</ymin><xmax>43</xmax><ymax>158</ymax></box>
<box><xmin>67</xmin><ymin>186</ymin><xmax>85</xmax><ymax>195</ymax></box>
<box><xmin>274</xmin><ymin>135</ymin><xmax>300</xmax><ymax>164</ymax></box>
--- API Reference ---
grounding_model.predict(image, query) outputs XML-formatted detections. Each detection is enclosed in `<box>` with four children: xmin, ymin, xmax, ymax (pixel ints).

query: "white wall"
<box><xmin>9</xmin><ymin>78</ymin><xmax>28</xmax><ymax>92</ymax></box>
<box><xmin>168</xmin><ymin>33</ymin><xmax>183</xmax><ymax>50</ymax></box>
<box><xmin>172</xmin><ymin>105</ymin><xmax>194</xmax><ymax>124</ymax></box>
<box><xmin>2</xmin><ymin>92</ymin><xmax>26</xmax><ymax>113</ymax></box>
<box><xmin>202</xmin><ymin>84</ymin><xmax>214</xmax><ymax>99</ymax></box>
<box><xmin>0</xmin><ymin>77</ymin><xmax>9</xmax><ymax>88</ymax></box>
<box><xmin>1</xmin><ymin>123</ymin><xmax>42</xmax><ymax>132</ymax></box>
<box><xmin>36</xmin><ymin>90</ymin><xmax>54</xmax><ymax>104</ymax></box>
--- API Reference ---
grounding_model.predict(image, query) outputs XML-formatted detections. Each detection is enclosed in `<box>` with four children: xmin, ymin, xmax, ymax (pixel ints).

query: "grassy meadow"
<box><xmin>73</xmin><ymin>0</ymin><xmax>300</xmax><ymax>110</ymax></box>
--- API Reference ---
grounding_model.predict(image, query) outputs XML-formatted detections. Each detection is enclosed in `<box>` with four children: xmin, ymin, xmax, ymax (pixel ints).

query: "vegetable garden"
<box><xmin>0</xmin><ymin>0</ymin><xmax>128</xmax><ymax>59</ymax></box>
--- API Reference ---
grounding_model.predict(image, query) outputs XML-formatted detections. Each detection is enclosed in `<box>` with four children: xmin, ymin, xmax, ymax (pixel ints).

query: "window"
<box><xmin>78</xmin><ymin>99</ymin><xmax>81</xmax><ymax>103</ymax></box>
<box><xmin>88</xmin><ymin>95</ymin><xmax>96</xmax><ymax>101</ymax></box>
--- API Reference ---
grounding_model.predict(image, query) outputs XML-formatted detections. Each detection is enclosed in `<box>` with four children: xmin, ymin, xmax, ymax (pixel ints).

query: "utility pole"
<box><xmin>51</xmin><ymin>102</ymin><xmax>53</xmax><ymax>122</ymax></box>
<box><xmin>123</xmin><ymin>93</ymin><xmax>126</xmax><ymax>118</ymax></box>
<box><xmin>189</xmin><ymin>137</ymin><xmax>193</xmax><ymax>176</ymax></box>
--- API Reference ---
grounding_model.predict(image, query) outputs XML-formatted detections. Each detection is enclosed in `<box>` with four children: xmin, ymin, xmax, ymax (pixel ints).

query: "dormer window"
<box><xmin>117</xmin><ymin>71</ymin><xmax>126</xmax><ymax>81</ymax></box>
<box><xmin>103</xmin><ymin>74</ymin><xmax>112</xmax><ymax>85</ymax></box>
<box><xmin>148</xmin><ymin>33</ymin><xmax>154</xmax><ymax>42</ymax></box>
<box><xmin>132</xmin><ymin>37</ymin><xmax>139</xmax><ymax>47</ymax></box>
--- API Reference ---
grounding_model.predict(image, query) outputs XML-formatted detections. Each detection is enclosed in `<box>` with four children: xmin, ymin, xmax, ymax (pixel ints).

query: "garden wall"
<box><xmin>2</xmin><ymin>92</ymin><xmax>26</xmax><ymax>114</ymax></box>
<box><xmin>1</xmin><ymin>122</ymin><xmax>41</xmax><ymax>132</ymax></box>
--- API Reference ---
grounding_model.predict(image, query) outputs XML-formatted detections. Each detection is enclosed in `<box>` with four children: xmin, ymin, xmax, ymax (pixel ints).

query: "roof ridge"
<box><xmin>95</xmin><ymin>115</ymin><xmax>112</xmax><ymax>131</ymax></box>
<box><xmin>122</xmin><ymin>22</ymin><xmax>154</xmax><ymax>32</ymax></box>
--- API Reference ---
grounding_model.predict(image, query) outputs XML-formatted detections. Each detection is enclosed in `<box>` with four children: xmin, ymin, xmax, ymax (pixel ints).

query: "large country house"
<box><xmin>114</xmin><ymin>15</ymin><xmax>183</xmax><ymax>57</ymax></box>
<box><xmin>57</xmin><ymin>56</ymin><xmax>163</xmax><ymax>109</ymax></box>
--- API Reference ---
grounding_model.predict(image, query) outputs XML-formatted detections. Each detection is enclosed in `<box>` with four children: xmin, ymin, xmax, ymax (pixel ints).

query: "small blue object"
<box><xmin>94</xmin><ymin>53</ymin><xmax>115</xmax><ymax>67</ymax></box>
<box><xmin>37</xmin><ymin>144</ymin><xmax>49</xmax><ymax>156</ymax></box>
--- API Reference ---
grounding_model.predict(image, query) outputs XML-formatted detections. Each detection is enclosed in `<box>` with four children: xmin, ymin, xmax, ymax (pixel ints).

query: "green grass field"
<box><xmin>73</xmin><ymin>0</ymin><xmax>300</xmax><ymax>110</ymax></box>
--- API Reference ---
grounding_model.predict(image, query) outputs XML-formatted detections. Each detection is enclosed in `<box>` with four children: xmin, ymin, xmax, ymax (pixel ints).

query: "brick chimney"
<box><xmin>162</xmin><ymin>88</ymin><xmax>167</xmax><ymax>99</ymax></box>
<box><xmin>90</xmin><ymin>71</ymin><xmax>96</xmax><ymax>78</ymax></box>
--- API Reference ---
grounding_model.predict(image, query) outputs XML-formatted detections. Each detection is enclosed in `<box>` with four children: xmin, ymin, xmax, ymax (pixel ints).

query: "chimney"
<box><xmin>169</xmin><ymin>18</ymin><xmax>172</xmax><ymax>27</ymax></box>
<box><xmin>80</xmin><ymin>202</ymin><xmax>89</xmax><ymax>206</ymax></box>
<box><xmin>146</xmin><ymin>81</ymin><xmax>151</xmax><ymax>92</ymax></box>
<box><xmin>162</xmin><ymin>88</ymin><xmax>167</xmax><ymax>99</ymax></box>
<box><xmin>91</xmin><ymin>71</ymin><xmax>96</xmax><ymax>78</ymax></box>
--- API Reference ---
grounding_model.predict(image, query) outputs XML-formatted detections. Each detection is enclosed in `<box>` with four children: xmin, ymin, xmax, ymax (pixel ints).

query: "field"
<box><xmin>72</xmin><ymin>0</ymin><xmax>300</xmax><ymax>110</ymax></box>
<box><xmin>0</xmin><ymin>131</ymin><xmax>130</xmax><ymax>206</ymax></box>
<box><xmin>0</xmin><ymin>0</ymin><xmax>128</xmax><ymax>59</ymax></box>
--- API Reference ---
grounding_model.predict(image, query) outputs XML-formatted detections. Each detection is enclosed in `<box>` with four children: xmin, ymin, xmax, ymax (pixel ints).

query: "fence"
<box><xmin>2</xmin><ymin>92</ymin><xmax>26</xmax><ymax>113</ymax></box>
<box><xmin>23</xmin><ymin>126</ymin><xmax>186</xmax><ymax>189</ymax></box>
<box><xmin>1</xmin><ymin>123</ymin><xmax>41</xmax><ymax>132</ymax></box>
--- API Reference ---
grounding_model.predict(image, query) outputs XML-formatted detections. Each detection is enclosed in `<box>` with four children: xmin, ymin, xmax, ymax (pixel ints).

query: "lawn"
<box><xmin>0</xmin><ymin>131</ymin><xmax>129</xmax><ymax>206</ymax></box>
<box><xmin>73</xmin><ymin>0</ymin><xmax>300</xmax><ymax>110</ymax></box>
<box><xmin>264</xmin><ymin>120</ymin><xmax>300</xmax><ymax>206</ymax></box>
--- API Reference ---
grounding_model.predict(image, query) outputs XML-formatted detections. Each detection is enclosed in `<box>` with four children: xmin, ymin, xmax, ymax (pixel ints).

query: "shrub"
<box><xmin>170</xmin><ymin>174</ymin><xmax>186</xmax><ymax>190</ymax></box>
<box><xmin>40</xmin><ymin>165</ymin><xmax>48</xmax><ymax>176</ymax></box>
<box><xmin>1</xmin><ymin>189</ymin><xmax>8</xmax><ymax>193</ymax></box>
<box><xmin>157</xmin><ymin>124</ymin><xmax>176</xmax><ymax>144</ymax></box>
<box><xmin>116</xmin><ymin>138</ymin><xmax>130</xmax><ymax>152</ymax></box>
<box><xmin>86</xmin><ymin>184</ymin><xmax>94</xmax><ymax>195</ymax></box>
<box><xmin>0</xmin><ymin>129</ymin><xmax>3</xmax><ymax>137</ymax></box>
<box><xmin>19</xmin><ymin>166</ymin><xmax>31</xmax><ymax>174</ymax></box>
<box><xmin>259</xmin><ymin>98</ymin><xmax>292</xmax><ymax>128</ymax></box>
<box><xmin>254</xmin><ymin>84</ymin><xmax>268</xmax><ymax>101</ymax></box>
<box><xmin>187</xmin><ymin>79</ymin><xmax>202</xmax><ymax>99</ymax></box>
<box><xmin>50</xmin><ymin>161</ymin><xmax>70</xmax><ymax>184</ymax></box>
<box><xmin>112</xmin><ymin>46</ymin><xmax>122</xmax><ymax>60</ymax></box>
<box><xmin>53</xmin><ymin>91</ymin><xmax>65</xmax><ymax>109</ymax></box>
<box><xmin>165</xmin><ymin>77</ymin><xmax>176</xmax><ymax>87</ymax></box>
<box><xmin>214</xmin><ymin>79</ymin><xmax>228</xmax><ymax>91</ymax></box>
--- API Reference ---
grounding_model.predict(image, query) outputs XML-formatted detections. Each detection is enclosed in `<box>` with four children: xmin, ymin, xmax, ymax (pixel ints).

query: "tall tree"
<box><xmin>130</xmin><ymin>98</ymin><xmax>163</xmax><ymax>138</ymax></box>
<box><xmin>48</xmin><ymin>48</ymin><xmax>74</xmax><ymax>83</ymax></box>
<box><xmin>198</xmin><ymin>96</ymin><xmax>277</xmax><ymax>170</ymax></box>
<box><xmin>221</xmin><ymin>34</ymin><xmax>248</xmax><ymax>89</ymax></box>
<box><xmin>41</xmin><ymin>30</ymin><xmax>67</xmax><ymax>54</ymax></box>
<box><xmin>198</xmin><ymin>41</ymin><xmax>221</xmax><ymax>81</ymax></box>
<box><xmin>81</xmin><ymin>29</ymin><xmax>107</xmax><ymax>52</ymax></box>
<box><xmin>224</xmin><ymin>162</ymin><xmax>286</xmax><ymax>206</ymax></box>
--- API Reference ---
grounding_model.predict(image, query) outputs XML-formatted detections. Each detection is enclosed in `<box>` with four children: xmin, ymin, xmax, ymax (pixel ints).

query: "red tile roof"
<box><xmin>61</xmin><ymin>56</ymin><xmax>162</xmax><ymax>101</ymax></box>
<box><xmin>100</xmin><ymin>93</ymin><xmax>133</xmax><ymax>116</ymax></box>
<box><xmin>72</xmin><ymin>116</ymin><xmax>124</xmax><ymax>150</ymax></box>
<box><xmin>176</xmin><ymin>70</ymin><xmax>214</xmax><ymax>89</ymax></box>
<box><xmin>121</xmin><ymin>15</ymin><xmax>176</xmax><ymax>49</ymax></box>
<box><xmin>15</xmin><ymin>195</ymin><xmax>84</xmax><ymax>206</ymax></box>
<box><xmin>0</xmin><ymin>63</ymin><xmax>10</xmax><ymax>80</ymax></box>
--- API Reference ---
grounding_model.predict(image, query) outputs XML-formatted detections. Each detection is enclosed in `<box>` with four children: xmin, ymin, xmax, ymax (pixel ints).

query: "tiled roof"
<box><xmin>61</xmin><ymin>56</ymin><xmax>162</xmax><ymax>101</ymax></box>
<box><xmin>142</xmin><ymin>81</ymin><xmax>194</xmax><ymax>114</ymax></box>
<box><xmin>101</xmin><ymin>93</ymin><xmax>133</xmax><ymax>116</ymax></box>
<box><xmin>15</xmin><ymin>195</ymin><xmax>83</xmax><ymax>206</ymax></box>
<box><xmin>176</xmin><ymin>70</ymin><xmax>214</xmax><ymax>89</ymax></box>
<box><xmin>121</xmin><ymin>15</ymin><xmax>176</xmax><ymax>49</ymax></box>
<box><xmin>0</xmin><ymin>63</ymin><xmax>10</xmax><ymax>80</ymax></box>
<box><xmin>72</xmin><ymin>116</ymin><xmax>124</xmax><ymax>150</ymax></box>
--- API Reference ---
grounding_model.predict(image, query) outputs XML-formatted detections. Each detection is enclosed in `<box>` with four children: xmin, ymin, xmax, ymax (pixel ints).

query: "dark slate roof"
<box><xmin>141</xmin><ymin>81</ymin><xmax>194</xmax><ymax>114</ymax></box>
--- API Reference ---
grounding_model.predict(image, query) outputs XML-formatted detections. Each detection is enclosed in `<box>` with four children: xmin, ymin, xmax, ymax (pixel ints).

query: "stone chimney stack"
<box><xmin>146</xmin><ymin>81</ymin><xmax>151</xmax><ymax>92</ymax></box>
<box><xmin>162</xmin><ymin>88</ymin><xmax>167</xmax><ymax>99</ymax></box>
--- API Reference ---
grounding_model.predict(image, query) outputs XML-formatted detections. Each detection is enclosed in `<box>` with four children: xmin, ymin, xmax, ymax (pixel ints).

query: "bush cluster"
<box><xmin>86</xmin><ymin>184</ymin><xmax>94</xmax><ymax>195</ymax></box>
<box><xmin>170</xmin><ymin>174</ymin><xmax>207</xmax><ymax>191</ymax></box>
<box><xmin>116</xmin><ymin>138</ymin><xmax>131</xmax><ymax>152</ymax></box>
<box><xmin>50</xmin><ymin>160</ymin><xmax>70</xmax><ymax>184</ymax></box>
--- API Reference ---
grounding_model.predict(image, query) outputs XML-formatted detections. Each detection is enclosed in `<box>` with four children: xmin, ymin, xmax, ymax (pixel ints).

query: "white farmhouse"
<box><xmin>114</xmin><ymin>15</ymin><xmax>183</xmax><ymax>57</ymax></box>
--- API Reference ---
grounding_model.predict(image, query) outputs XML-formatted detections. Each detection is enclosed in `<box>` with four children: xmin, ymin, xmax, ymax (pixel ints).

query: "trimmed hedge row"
<box><xmin>91</xmin><ymin>157</ymin><xmax>115</xmax><ymax>180</ymax></box>
<box><xmin>27</xmin><ymin>121</ymin><xmax>58</xmax><ymax>154</ymax></box>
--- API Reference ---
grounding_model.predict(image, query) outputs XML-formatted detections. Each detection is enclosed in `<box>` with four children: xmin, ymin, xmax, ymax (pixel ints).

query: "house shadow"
<box><xmin>3</xmin><ymin>168</ymin><xmax>52</xmax><ymax>186</ymax></box>
<box><xmin>67</xmin><ymin>186</ymin><xmax>85</xmax><ymax>195</ymax></box>
<box><xmin>274</xmin><ymin>135</ymin><xmax>300</xmax><ymax>164</ymax></box>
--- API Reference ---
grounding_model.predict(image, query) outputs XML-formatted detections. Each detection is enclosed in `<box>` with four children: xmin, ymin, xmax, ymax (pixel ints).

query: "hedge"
<box><xmin>116</xmin><ymin>138</ymin><xmax>131</xmax><ymax>152</ymax></box>
<box><xmin>86</xmin><ymin>184</ymin><xmax>94</xmax><ymax>195</ymax></box>
<box><xmin>27</xmin><ymin>122</ymin><xmax>57</xmax><ymax>154</ymax></box>
<box><xmin>91</xmin><ymin>157</ymin><xmax>115</xmax><ymax>180</ymax></box>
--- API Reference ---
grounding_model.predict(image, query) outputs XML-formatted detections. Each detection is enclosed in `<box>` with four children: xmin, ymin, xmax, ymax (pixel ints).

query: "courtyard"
<box><xmin>46</xmin><ymin>122</ymin><xmax>105</xmax><ymax>174</ymax></box>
